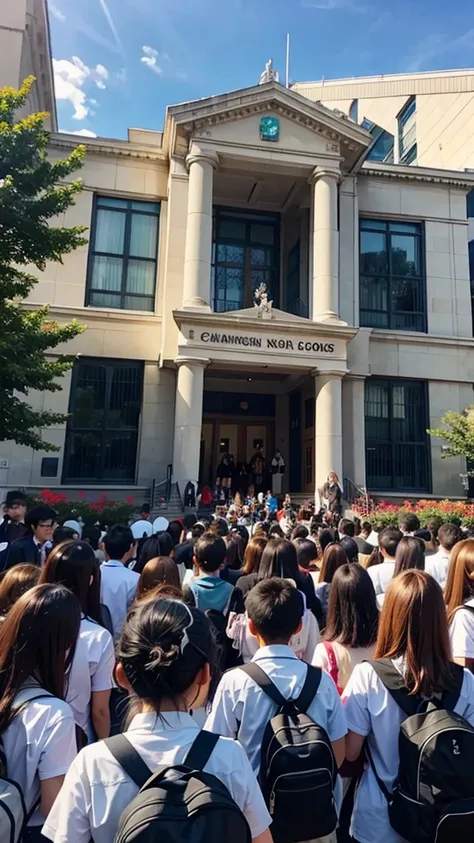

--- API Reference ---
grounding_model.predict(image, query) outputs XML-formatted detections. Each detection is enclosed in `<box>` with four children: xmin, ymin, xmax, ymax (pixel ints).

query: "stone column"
<box><xmin>182</xmin><ymin>151</ymin><xmax>218</xmax><ymax>310</ymax></box>
<box><xmin>342</xmin><ymin>375</ymin><xmax>367</xmax><ymax>489</ymax></box>
<box><xmin>311</xmin><ymin>167</ymin><xmax>341</xmax><ymax>323</ymax></box>
<box><xmin>172</xmin><ymin>356</ymin><xmax>209</xmax><ymax>492</ymax></box>
<box><xmin>314</xmin><ymin>370</ymin><xmax>344</xmax><ymax>497</ymax></box>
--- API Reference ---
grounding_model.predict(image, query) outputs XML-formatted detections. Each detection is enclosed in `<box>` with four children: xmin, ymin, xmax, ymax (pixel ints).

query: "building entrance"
<box><xmin>200</xmin><ymin>418</ymin><xmax>274</xmax><ymax>495</ymax></box>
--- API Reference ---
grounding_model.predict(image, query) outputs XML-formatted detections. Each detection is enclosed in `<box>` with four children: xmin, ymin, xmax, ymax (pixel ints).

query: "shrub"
<box><xmin>35</xmin><ymin>489</ymin><xmax>136</xmax><ymax>527</ymax></box>
<box><xmin>352</xmin><ymin>497</ymin><xmax>474</xmax><ymax>529</ymax></box>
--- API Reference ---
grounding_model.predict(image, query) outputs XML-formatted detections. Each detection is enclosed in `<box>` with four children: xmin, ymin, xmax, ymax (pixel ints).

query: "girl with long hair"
<box><xmin>344</xmin><ymin>570</ymin><xmax>474</xmax><ymax>843</ymax></box>
<box><xmin>314</xmin><ymin>542</ymin><xmax>348</xmax><ymax>619</ymax></box>
<box><xmin>0</xmin><ymin>563</ymin><xmax>41</xmax><ymax>619</ymax></box>
<box><xmin>43</xmin><ymin>599</ymin><xmax>273</xmax><ymax>843</ymax></box>
<box><xmin>0</xmin><ymin>584</ymin><xmax>80</xmax><ymax>841</ymax></box>
<box><xmin>376</xmin><ymin>535</ymin><xmax>425</xmax><ymax>608</ymax></box>
<box><xmin>445</xmin><ymin>538</ymin><xmax>474</xmax><ymax>669</ymax></box>
<box><xmin>41</xmin><ymin>541</ymin><xmax>115</xmax><ymax>742</ymax></box>
<box><xmin>135</xmin><ymin>556</ymin><xmax>182</xmax><ymax>600</ymax></box>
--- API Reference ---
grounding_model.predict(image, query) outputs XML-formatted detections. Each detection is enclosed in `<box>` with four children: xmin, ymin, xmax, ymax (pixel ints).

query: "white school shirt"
<box><xmin>99</xmin><ymin>560</ymin><xmax>139</xmax><ymax>640</ymax></box>
<box><xmin>367</xmin><ymin>560</ymin><xmax>395</xmax><ymax>596</ymax></box>
<box><xmin>205</xmin><ymin>644</ymin><xmax>347</xmax><ymax>774</ymax></box>
<box><xmin>343</xmin><ymin>661</ymin><xmax>474</xmax><ymax>843</ymax></box>
<box><xmin>226</xmin><ymin>607</ymin><xmax>319</xmax><ymax>663</ymax></box>
<box><xmin>66</xmin><ymin>617</ymin><xmax>115</xmax><ymax>738</ymax></box>
<box><xmin>449</xmin><ymin>596</ymin><xmax>474</xmax><ymax>659</ymax></box>
<box><xmin>2</xmin><ymin>683</ymin><xmax>77</xmax><ymax>827</ymax></box>
<box><xmin>424</xmin><ymin>548</ymin><xmax>451</xmax><ymax>588</ymax></box>
<box><xmin>42</xmin><ymin>711</ymin><xmax>271</xmax><ymax>843</ymax></box>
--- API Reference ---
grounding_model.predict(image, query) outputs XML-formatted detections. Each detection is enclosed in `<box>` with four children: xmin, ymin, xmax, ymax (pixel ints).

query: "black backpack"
<box><xmin>240</xmin><ymin>662</ymin><xmax>337</xmax><ymax>843</ymax></box>
<box><xmin>105</xmin><ymin>730</ymin><xmax>251</xmax><ymax>843</ymax></box>
<box><xmin>367</xmin><ymin>658</ymin><xmax>474</xmax><ymax>843</ymax></box>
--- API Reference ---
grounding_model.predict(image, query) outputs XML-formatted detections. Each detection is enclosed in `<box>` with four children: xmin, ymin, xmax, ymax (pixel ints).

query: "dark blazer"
<box><xmin>5</xmin><ymin>535</ymin><xmax>40</xmax><ymax>568</ymax></box>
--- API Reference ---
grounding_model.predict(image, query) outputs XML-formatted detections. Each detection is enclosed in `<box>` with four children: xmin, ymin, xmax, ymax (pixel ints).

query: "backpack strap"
<box><xmin>440</xmin><ymin>662</ymin><xmax>464</xmax><ymax>711</ymax></box>
<box><xmin>184</xmin><ymin>730</ymin><xmax>220</xmax><ymax>771</ymax></box>
<box><xmin>104</xmin><ymin>735</ymin><xmax>153</xmax><ymax>789</ymax></box>
<box><xmin>294</xmin><ymin>665</ymin><xmax>322</xmax><ymax>713</ymax></box>
<box><xmin>368</xmin><ymin>659</ymin><xmax>421</xmax><ymax>718</ymax></box>
<box><xmin>239</xmin><ymin>663</ymin><xmax>287</xmax><ymax>707</ymax></box>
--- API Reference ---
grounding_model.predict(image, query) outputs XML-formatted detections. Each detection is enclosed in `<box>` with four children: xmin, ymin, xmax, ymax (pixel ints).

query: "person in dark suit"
<box><xmin>0</xmin><ymin>491</ymin><xmax>28</xmax><ymax>570</ymax></box>
<box><xmin>5</xmin><ymin>505</ymin><xmax>56</xmax><ymax>569</ymax></box>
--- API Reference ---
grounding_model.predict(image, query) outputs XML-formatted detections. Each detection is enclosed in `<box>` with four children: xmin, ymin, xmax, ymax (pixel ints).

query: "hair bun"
<box><xmin>145</xmin><ymin>642</ymin><xmax>180</xmax><ymax>672</ymax></box>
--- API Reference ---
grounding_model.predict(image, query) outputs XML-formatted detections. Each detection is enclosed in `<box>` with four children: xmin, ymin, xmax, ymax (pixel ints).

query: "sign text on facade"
<box><xmin>188</xmin><ymin>329</ymin><xmax>335</xmax><ymax>355</ymax></box>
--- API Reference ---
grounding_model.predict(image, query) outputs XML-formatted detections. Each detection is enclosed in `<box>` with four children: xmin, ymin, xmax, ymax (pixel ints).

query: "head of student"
<box><xmin>290</xmin><ymin>524</ymin><xmax>309</xmax><ymax>541</ymax></box>
<box><xmin>3</xmin><ymin>491</ymin><xmax>27</xmax><ymax>523</ymax></box>
<box><xmin>294</xmin><ymin>538</ymin><xmax>319</xmax><ymax>571</ymax></box>
<box><xmin>115</xmin><ymin>598</ymin><xmax>216</xmax><ymax>715</ymax></box>
<box><xmin>426</xmin><ymin>517</ymin><xmax>442</xmax><ymax>544</ymax></box>
<box><xmin>40</xmin><ymin>540</ymin><xmax>102</xmax><ymax>624</ymax></box>
<box><xmin>325</xmin><ymin>564</ymin><xmax>379</xmax><ymax>649</ymax></box>
<box><xmin>399</xmin><ymin>512</ymin><xmax>420</xmax><ymax>535</ymax></box>
<box><xmin>319</xmin><ymin>542</ymin><xmax>348</xmax><ymax>584</ymax></box>
<box><xmin>339</xmin><ymin>518</ymin><xmax>355</xmax><ymax>538</ymax></box>
<box><xmin>247</xmin><ymin>577</ymin><xmax>303</xmax><ymax>645</ymax></box>
<box><xmin>438</xmin><ymin>522</ymin><xmax>463</xmax><ymax>553</ymax></box>
<box><xmin>0</xmin><ymin>564</ymin><xmax>41</xmax><ymax>617</ymax></box>
<box><xmin>257</xmin><ymin>537</ymin><xmax>301</xmax><ymax>583</ymax></box>
<box><xmin>136</xmin><ymin>556</ymin><xmax>181</xmax><ymax>600</ymax></box>
<box><xmin>24</xmin><ymin>505</ymin><xmax>56</xmax><ymax>543</ymax></box>
<box><xmin>445</xmin><ymin>539</ymin><xmax>474</xmax><ymax>621</ymax></box>
<box><xmin>155</xmin><ymin>531</ymin><xmax>175</xmax><ymax>559</ymax></box>
<box><xmin>81</xmin><ymin>523</ymin><xmax>102</xmax><ymax>551</ymax></box>
<box><xmin>0</xmin><ymin>584</ymin><xmax>81</xmax><ymax>731</ymax></box>
<box><xmin>378</xmin><ymin>526</ymin><xmax>403</xmax><ymax>559</ymax></box>
<box><xmin>242</xmin><ymin>536</ymin><xmax>267</xmax><ymax>575</ymax></box>
<box><xmin>194</xmin><ymin>532</ymin><xmax>226</xmax><ymax>574</ymax></box>
<box><xmin>375</xmin><ymin>569</ymin><xmax>456</xmax><ymax>697</ymax></box>
<box><xmin>340</xmin><ymin>537</ymin><xmax>359</xmax><ymax>564</ymax></box>
<box><xmin>327</xmin><ymin>472</ymin><xmax>340</xmax><ymax>486</ymax></box>
<box><xmin>103</xmin><ymin>524</ymin><xmax>136</xmax><ymax>563</ymax></box>
<box><xmin>393</xmin><ymin>536</ymin><xmax>425</xmax><ymax>576</ymax></box>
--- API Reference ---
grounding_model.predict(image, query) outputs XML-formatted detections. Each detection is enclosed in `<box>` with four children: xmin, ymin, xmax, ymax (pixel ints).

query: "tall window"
<box><xmin>360</xmin><ymin>219</ymin><xmax>425</xmax><ymax>331</ymax></box>
<box><xmin>365</xmin><ymin>379</ymin><xmax>430</xmax><ymax>492</ymax></box>
<box><xmin>349</xmin><ymin>99</ymin><xmax>358</xmax><ymax>122</ymax></box>
<box><xmin>63</xmin><ymin>359</ymin><xmax>143</xmax><ymax>483</ymax></box>
<box><xmin>86</xmin><ymin>196</ymin><xmax>160</xmax><ymax>312</ymax></box>
<box><xmin>398</xmin><ymin>97</ymin><xmax>417</xmax><ymax>164</ymax></box>
<box><xmin>361</xmin><ymin>118</ymin><xmax>394</xmax><ymax>163</ymax></box>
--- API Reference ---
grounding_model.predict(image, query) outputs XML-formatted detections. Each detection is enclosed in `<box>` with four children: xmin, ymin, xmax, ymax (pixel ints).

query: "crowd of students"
<box><xmin>1</xmin><ymin>489</ymin><xmax>474</xmax><ymax>842</ymax></box>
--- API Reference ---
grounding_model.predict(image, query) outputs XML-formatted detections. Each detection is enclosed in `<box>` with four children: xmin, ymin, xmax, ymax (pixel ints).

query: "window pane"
<box><xmin>250</xmin><ymin>248</ymin><xmax>268</xmax><ymax>266</ymax></box>
<box><xmin>391</xmin><ymin>234</ymin><xmax>420</xmax><ymax>276</ymax></box>
<box><xmin>215</xmin><ymin>266</ymin><xmax>244</xmax><ymax>309</ymax></box>
<box><xmin>360</xmin><ymin>219</ymin><xmax>387</xmax><ymax>230</ymax></box>
<box><xmin>109</xmin><ymin>366</ymin><xmax>143</xmax><ymax>427</ymax></box>
<box><xmin>89</xmin><ymin>291</ymin><xmax>122</xmax><ymax>309</ymax></box>
<box><xmin>131</xmin><ymin>201</ymin><xmax>160</xmax><ymax>212</ymax></box>
<box><xmin>216</xmin><ymin>244</ymin><xmax>245</xmax><ymax>264</ymax></box>
<box><xmin>360</xmin><ymin>231</ymin><xmax>388</xmax><ymax>274</ymax></box>
<box><xmin>366</xmin><ymin>443</ymin><xmax>392</xmax><ymax>489</ymax></box>
<box><xmin>90</xmin><ymin>255</ymin><xmax>123</xmax><ymax>292</ymax></box>
<box><xmin>102</xmin><ymin>432</ymin><xmax>138</xmax><ymax>481</ymax></box>
<box><xmin>218</xmin><ymin>220</ymin><xmax>246</xmax><ymax>241</ymax></box>
<box><xmin>392</xmin><ymin>278</ymin><xmax>423</xmax><ymax>313</ymax></box>
<box><xmin>126</xmin><ymin>259</ymin><xmax>156</xmax><ymax>296</ymax></box>
<box><xmin>389</xmin><ymin>222</ymin><xmax>420</xmax><ymax>234</ymax></box>
<box><xmin>94</xmin><ymin>208</ymin><xmax>126</xmax><ymax>254</ymax></box>
<box><xmin>367</xmin><ymin>130</ymin><xmax>394</xmax><ymax>163</ymax></box>
<box><xmin>72</xmin><ymin>363</ymin><xmax>107</xmax><ymax>428</ymax></box>
<box><xmin>123</xmin><ymin>295</ymin><xmax>154</xmax><ymax>311</ymax></box>
<box><xmin>97</xmin><ymin>196</ymin><xmax>128</xmax><ymax>209</ymax></box>
<box><xmin>365</xmin><ymin>383</ymin><xmax>390</xmax><ymax>440</ymax></box>
<box><xmin>64</xmin><ymin>432</ymin><xmax>102</xmax><ymax>480</ymax></box>
<box><xmin>250</xmin><ymin>224</ymin><xmax>274</xmax><ymax>245</ymax></box>
<box><xmin>130</xmin><ymin>213</ymin><xmax>158</xmax><ymax>258</ymax></box>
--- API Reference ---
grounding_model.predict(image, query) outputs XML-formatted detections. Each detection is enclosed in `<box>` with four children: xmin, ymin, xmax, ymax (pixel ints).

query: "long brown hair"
<box><xmin>243</xmin><ymin>536</ymin><xmax>267</xmax><ymax>575</ymax></box>
<box><xmin>324</xmin><ymin>564</ymin><xmax>379</xmax><ymax>648</ymax></box>
<box><xmin>136</xmin><ymin>557</ymin><xmax>181</xmax><ymax>600</ymax></box>
<box><xmin>0</xmin><ymin>584</ymin><xmax>81</xmax><ymax>733</ymax></box>
<box><xmin>319</xmin><ymin>543</ymin><xmax>348</xmax><ymax>584</ymax></box>
<box><xmin>445</xmin><ymin>539</ymin><xmax>474</xmax><ymax>623</ymax></box>
<box><xmin>375</xmin><ymin>570</ymin><xmax>456</xmax><ymax>697</ymax></box>
<box><xmin>41</xmin><ymin>540</ymin><xmax>102</xmax><ymax>624</ymax></box>
<box><xmin>393</xmin><ymin>536</ymin><xmax>425</xmax><ymax>577</ymax></box>
<box><xmin>0</xmin><ymin>565</ymin><xmax>41</xmax><ymax>616</ymax></box>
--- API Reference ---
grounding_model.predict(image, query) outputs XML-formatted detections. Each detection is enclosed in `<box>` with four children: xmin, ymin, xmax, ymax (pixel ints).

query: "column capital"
<box><xmin>309</xmin><ymin>166</ymin><xmax>341</xmax><ymax>185</ymax></box>
<box><xmin>186</xmin><ymin>150</ymin><xmax>219</xmax><ymax>171</ymax></box>
<box><xmin>174</xmin><ymin>355</ymin><xmax>210</xmax><ymax>369</ymax></box>
<box><xmin>311</xmin><ymin>368</ymin><xmax>348</xmax><ymax>379</ymax></box>
<box><xmin>344</xmin><ymin>372</ymin><xmax>367</xmax><ymax>381</ymax></box>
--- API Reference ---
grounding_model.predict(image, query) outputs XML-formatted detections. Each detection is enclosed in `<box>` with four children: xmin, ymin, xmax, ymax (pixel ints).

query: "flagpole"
<box><xmin>285</xmin><ymin>33</ymin><xmax>290</xmax><ymax>88</ymax></box>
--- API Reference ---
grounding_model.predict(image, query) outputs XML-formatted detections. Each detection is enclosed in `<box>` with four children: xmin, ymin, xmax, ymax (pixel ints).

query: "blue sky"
<box><xmin>48</xmin><ymin>0</ymin><xmax>474</xmax><ymax>140</ymax></box>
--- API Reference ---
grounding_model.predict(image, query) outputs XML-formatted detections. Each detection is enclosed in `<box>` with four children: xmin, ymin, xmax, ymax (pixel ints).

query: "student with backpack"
<box><xmin>445</xmin><ymin>538</ymin><xmax>474</xmax><ymax>669</ymax></box>
<box><xmin>182</xmin><ymin>532</ymin><xmax>238</xmax><ymax>612</ymax></box>
<box><xmin>0</xmin><ymin>583</ymin><xmax>80</xmax><ymax>843</ymax></box>
<box><xmin>344</xmin><ymin>569</ymin><xmax>474</xmax><ymax>843</ymax></box>
<box><xmin>41</xmin><ymin>541</ymin><xmax>115</xmax><ymax>742</ymax></box>
<box><xmin>100</xmin><ymin>526</ymin><xmax>139</xmax><ymax>641</ymax></box>
<box><xmin>43</xmin><ymin>598</ymin><xmax>272</xmax><ymax>843</ymax></box>
<box><xmin>206</xmin><ymin>577</ymin><xmax>347</xmax><ymax>843</ymax></box>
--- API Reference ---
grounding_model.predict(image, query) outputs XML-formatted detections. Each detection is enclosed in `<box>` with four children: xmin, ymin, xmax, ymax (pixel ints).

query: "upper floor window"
<box><xmin>467</xmin><ymin>189</ymin><xmax>474</xmax><ymax>218</ymax></box>
<box><xmin>349</xmin><ymin>99</ymin><xmax>358</xmax><ymax>122</ymax></box>
<box><xmin>360</xmin><ymin>219</ymin><xmax>425</xmax><ymax>332</ymax></box>
<box><xmin>362</xmin><ymin>117</ymin><xmax>394</xmax><ymax>163</ymax></box>
<box><xmin>398</xmin><ymin>96</ymin><xmax>417</xmax><ymax>164</ymax></box>
<box><xmin>86</xmin><ymin>196</ymin><xmax>160</xmax><ymax>312</ymax></box>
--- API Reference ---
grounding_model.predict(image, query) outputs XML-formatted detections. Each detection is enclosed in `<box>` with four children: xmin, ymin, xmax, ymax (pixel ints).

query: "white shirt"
<box><xmin>367</xmin><ymin>530</ymin><xmax>379</xmax><ymax>548</ymax></box>
<box><xmin>425</xmin><ymin>548</ymin><xmax>451</xmax><ymax>588</ymax></box>
<box><xmin>100</xmin><ymin>560</ymin><xmax>139</xmax><ymax>640</ymax></box>
<box><xmin>343</xmin><ymin>661</ymin><xmax>474</xmax><ymax>843</ymax></box>
<box><xmin>2</xmin><ymin>684</ymin><xmax>77</xmax><ymax>827</ymax></box>
<box><xmin>205</xmin><ymin>644</ymin><xmax>347</xmax><ymax>774</ymax></box>
<box><xmin>42</xmin><ymin>711</ymin><xmax>271</xmax><ymax>843</ymax></box>
<box><xmin>67</xmin><ymin>617</ymin><xmax>115</xmax><ymax>737</ymax></box>
<box><xmin>226</xmin><ymin>607</ymin><xmax>319</xmax><ymax>663</ymax></box>
<box><xmin>312</xmin><ymin>641</ymin><xmax>376</xmax><ymax>691</ymax></box>
<box><xmin>449</xmin><ymin>596</ymin><xmax>474</xmax><ymax>659</ymax></box>
<box><xmin>367</xmin><ymin>560</ymin><xmax>395</xmax><ymax>595</ymax></box>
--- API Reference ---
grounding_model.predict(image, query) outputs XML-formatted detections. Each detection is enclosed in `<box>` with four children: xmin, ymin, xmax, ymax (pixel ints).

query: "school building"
<box><xmin>2</xmin><ymin>5</ymin><xmax>474</xmax><ymax>504</ymax></box>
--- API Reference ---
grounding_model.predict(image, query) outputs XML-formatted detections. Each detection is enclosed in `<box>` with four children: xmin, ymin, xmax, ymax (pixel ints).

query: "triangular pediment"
<box><xmin>165</xmin><ymin>82</ymin><xmax>371</xmax><ymax>170</ymax></box>
<box><xmin>219</xmin><ymin>306</ymin><xmax>310</xmax><ymax>325</ymax></box>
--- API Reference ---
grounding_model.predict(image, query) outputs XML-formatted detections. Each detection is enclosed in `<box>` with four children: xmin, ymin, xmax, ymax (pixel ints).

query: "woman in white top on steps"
<box><xmin>41</xmin><ymin>541</ymin><xmax>115</xmax><ymax>742</ymax></box>
<box><xmin>43</xmin><ymin>597</ymin><xmax>273</xmax><ymax>843</ymax></box>
<box><xmin>0</xmin><ymin>583</ymin><xmax>80</xmax><ymax>843</ymax></box>
<box><xmin>445</xmin><ymin>538</ymin><xmax>474</xmax><ymax>670</ymax></box>
<box><xmin>312</xmin><ymin>563</ymin><xmax>379</xmax><ymax>691</ymax></box>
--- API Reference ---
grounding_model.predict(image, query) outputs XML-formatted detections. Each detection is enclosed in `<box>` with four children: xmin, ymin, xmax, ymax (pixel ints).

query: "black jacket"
<box><xmin>5</xmin><ymin>535</ymin><xmax>41</xmax><ymax>568</ymax></box>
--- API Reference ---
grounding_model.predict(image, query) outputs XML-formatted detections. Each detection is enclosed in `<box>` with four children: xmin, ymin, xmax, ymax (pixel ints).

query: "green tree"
<box><xmin>428</xmin><ymin>407</ymin><xmax>474</xmax><ymax>467</ymax></box>
<box><xmin>0</xmin><ymin>77</ymin><xmax>86</xmax><ymax>451</ymax></box>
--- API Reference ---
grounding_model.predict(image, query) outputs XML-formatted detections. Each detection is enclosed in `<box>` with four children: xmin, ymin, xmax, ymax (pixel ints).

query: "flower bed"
<box><xmin>34</xmin><ymin>489</ymin><xmax>136</xmax><ymax>527</ymax></box>
<box><xmin>352</xmin><ymin>496</ymin><xmax>474</xmax><ymax>529</ymax></box>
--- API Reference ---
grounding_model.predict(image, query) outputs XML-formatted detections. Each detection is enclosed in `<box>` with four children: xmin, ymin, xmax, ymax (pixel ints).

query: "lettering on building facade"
<box><xmin>198</xmin><ymin>331</ymin><xmax>335</xmax><ymax>354</ymax></box>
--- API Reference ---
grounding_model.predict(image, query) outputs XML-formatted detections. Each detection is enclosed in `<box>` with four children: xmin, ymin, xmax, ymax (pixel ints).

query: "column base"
<box><xmin>313</xmin><ymin>311</ymin><xmax>348</xmax><ymax>326</ymax></box>
<box><xmin>182</xmin><ymin>297</ymin><xmax>212</xmax><ymax>311</ymax></box>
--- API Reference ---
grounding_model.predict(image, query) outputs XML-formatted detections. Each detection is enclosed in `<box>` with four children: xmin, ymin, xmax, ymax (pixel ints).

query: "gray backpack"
<box><xmin>0</xmin><ymin>686</ymin><xmax>53</xmax><ymax>842</ymax></box>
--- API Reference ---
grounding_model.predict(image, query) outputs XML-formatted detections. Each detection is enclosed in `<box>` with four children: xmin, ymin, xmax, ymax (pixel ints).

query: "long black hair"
<box><xmin>41</xmin><ymin>540</ymin><xmax>102</xmax><ymax>624</ymax></box>
<box><xmin>257</xmin><ymin>538</ymin><xmax>307</xmax><ymax>590</ymax></box>
<box><xmin>324</xmin><ymin>564</ymin><xmax>379</xmax><ymax>648</ymax></box>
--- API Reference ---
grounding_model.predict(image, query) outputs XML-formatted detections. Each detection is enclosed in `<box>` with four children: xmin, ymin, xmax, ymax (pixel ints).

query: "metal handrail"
<box><xmin>150</xmin><ymin>464</ymin><xmax>173</xmax><ymax>506</ymax></box>
<box><xmin>343</xmin><ymin>477</ymin><xmax>370</xmax><ymax>511</ymax></box>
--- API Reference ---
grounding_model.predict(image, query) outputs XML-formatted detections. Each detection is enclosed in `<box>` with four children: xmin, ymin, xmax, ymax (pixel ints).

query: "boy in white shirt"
<box><xmin>367</xmin><ymin>526</ymin><xmax>402</xmax><ymax>596</ymax></box>
<box><xmin>100</xmin><ymin>525</ymin><xmax>139</xmax><ymax>641</ymax></box>
<box><xmin>425</xmin><ymin>522</ymin><xmax>462</xmax><ymax>588</ymax></box>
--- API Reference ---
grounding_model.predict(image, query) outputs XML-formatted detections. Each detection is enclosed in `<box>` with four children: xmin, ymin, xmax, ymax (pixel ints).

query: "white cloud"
<box><xmin>49</xmin><ymin>2</ymin><xmax>66</xmax><ymax>22</ymax></box>
<box><xmin>141</xmin><ymin>45</ymin><xmax>162</xmax><ymax>75</ymax></box>
<box><xmin>52</xmin><ymin>56</ymin><xmax>109</xmax><ymax>121</ymax></box>
<box><xmin>65</xmin><ymin>129</ymin><xmax>98</xmax><ymax>137</ymax></box>
<box><xmin>406</xmin><ymin>29</ymin><xmax>474</xmax><ymax>72</ymax></box>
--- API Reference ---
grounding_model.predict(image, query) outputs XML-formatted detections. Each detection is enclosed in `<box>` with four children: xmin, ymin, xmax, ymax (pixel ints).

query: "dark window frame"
<box><xmin>63</xmin><ymin>357</ymin><xmax>144</xmax><ymax>484</ymax></box>
<box><xmin>398</xmin><ymin>96</ymin><xmax>417</xmax><ymax>164</ymax></box>
<box><xmin>85</xmin><ymin>195</ymin><xmax>160</xmax><ymax>312</ymax></box>
<box><xmin>365</xmin><ymin>377</ymin><xmax>431</xmax><ymax>493</ymax></box>
<box><xmin>305</xmin><ymin>445</ymin><xmax>313</xmax><ymax>485</ymax></box>
<box><xmin>359</xmin><ymin>218</ymin><xmax>427</xmax><ymax>332</ymax></box>
<box><xmin>304</xmin><ymin>397</ymin><xmax>315</xmax><ymax>429</ymax></box>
